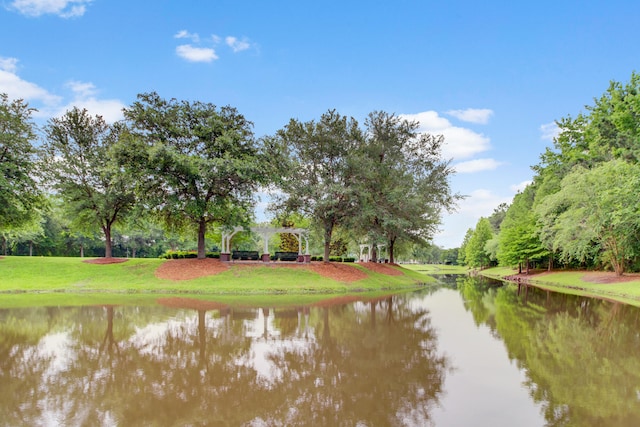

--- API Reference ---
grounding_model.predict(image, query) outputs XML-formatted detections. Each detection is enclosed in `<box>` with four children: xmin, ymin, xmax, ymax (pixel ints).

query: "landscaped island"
<box><xmin>0</xmin><ymin>256</ymin><xmax>433</xmax><ymax>307</ymax></box>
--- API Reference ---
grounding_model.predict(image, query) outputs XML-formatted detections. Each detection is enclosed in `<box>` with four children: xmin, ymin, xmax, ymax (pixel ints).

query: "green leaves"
<box><xmin>535</xmin><ymin>160</ymin><xmax>640</xmax><ymax>274</ymax></box>
<box><xmin>123</xmin><ymin>92</ymin><xmax>268</xmax><ymax>258</ymax></box>
<box><xmin>0</xmin><ymin>93</ymin><xmax>43</xmax><ymax>232</ymax></box>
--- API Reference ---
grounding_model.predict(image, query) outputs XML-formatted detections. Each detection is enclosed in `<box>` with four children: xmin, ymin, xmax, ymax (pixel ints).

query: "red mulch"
<box><xmin>152</xmin><ymin>259</ymin><xmax>403</xmax><ymax>283</ymax></box>
<box><xmin>155</xmin><ymin>258</ymin><xmax>229</xmax><ymax>281</ymax></box>
<box><xmin>308</xmin><ymin>262</ymin><xmax>369</xmax><ymax>282</ymax></box>
<box><xmin>83</xmin><ymin>258</ymin><xmax>129</xmax><ymax>264</ymax></box>
<box><xmin>358</xmin><ymin>262</ymin><xmax>404</xmax><ymax>276</ymax></box>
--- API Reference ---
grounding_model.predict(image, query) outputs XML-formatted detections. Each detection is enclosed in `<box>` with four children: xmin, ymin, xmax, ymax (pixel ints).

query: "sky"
<box><xmin>2</xmin><ymin>0</ymin><xmax>640</xmax><ymax>248</ymax></box>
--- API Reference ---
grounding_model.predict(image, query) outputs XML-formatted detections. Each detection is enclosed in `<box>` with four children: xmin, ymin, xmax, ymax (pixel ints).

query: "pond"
<box><xmin>2</xmin><ymin>275</ymin><xmax>640</xmax><ymax>426</ymax></box>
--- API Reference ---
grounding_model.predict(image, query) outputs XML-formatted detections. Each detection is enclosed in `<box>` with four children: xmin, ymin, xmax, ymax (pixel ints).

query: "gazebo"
<box><xmin>220</xmin><ymin>226</ymin><xmax>310</xmax><ymax>263</ymax></box>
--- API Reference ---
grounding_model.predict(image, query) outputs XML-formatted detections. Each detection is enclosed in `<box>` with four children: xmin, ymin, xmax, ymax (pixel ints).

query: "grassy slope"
<box><xmin>0</xmin><ymin>257</ymin><xmax>434</xmax><ymax>307</ymax></box>
<box><xmin>480</xmin><ymin>266</ymin><xmax>640</xmax><ymax>306</ymax></box>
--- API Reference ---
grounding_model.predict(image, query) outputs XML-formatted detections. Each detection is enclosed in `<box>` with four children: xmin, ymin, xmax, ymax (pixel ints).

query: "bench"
<box><xmin>274</xmin><ymin>251</ymin><xmax>299</xmax><ymax>261</ymax></box>
<box><xmin>232</xmin><ymin>250</ymin><xmax>260</xmax><ymax>260</ymax></box>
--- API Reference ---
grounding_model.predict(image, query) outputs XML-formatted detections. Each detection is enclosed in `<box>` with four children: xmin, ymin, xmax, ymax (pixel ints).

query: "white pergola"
<box><xmin>359</xmin><ymin>243</ymin><xmax>386</xmax><ymax>262</ymax></box>
<box><xmin>220</xmin><ymin>226</ymin><xmax>310</xmax><ymax>262</ymax></box>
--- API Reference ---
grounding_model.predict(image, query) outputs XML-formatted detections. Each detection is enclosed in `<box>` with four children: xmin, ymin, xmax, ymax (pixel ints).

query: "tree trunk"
<box><xmin>323</xmin><ymin>225</ymin><xmax>332</xmax><ymax>263</ymax></box>
<box><xmin>371</xmin><ymin>246</ymin><xmax>378</xmax><ymax>263</ymax></box>
<box><xmin>103</xmin><ymin>226</ymin><xmax>113</xmax><ymax>258</ymax></box>
<box><xmin>80</xmin><ymin>242</ymin><xmax>84</xmax><ymax>258</ymax></box>
<box><xmin>29</xmin><ymin>241</ymin><xmax>33</xmax><ymax>257</ymax></box>
<box><xmin>197</xmin><ymin>219</ymin><xmax>207</xmax><ymax>259</ymax></box>
<box><xmin>525</xmin><ymin>258</ymin><xmax>530</xmax><ymax>275</ymax></box>
<box><xmin>388</xmin><ymin>238</ymin><xmax>396</xmax><ymax>264</ymax></box>
<box><xmin>548</xmin><ymin>256</ymin><xmax>552</xmax><ymax>271</ymax></box>
<box><xmin>132</xmin><ymin>247</ymin><xmax>137</xmax><ymax>258</ymax></box>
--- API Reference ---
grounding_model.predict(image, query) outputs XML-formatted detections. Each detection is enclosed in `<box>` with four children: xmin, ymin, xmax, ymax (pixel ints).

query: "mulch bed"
<box><xmin>155</xmin><ymin>258</ymin><xmax>229</xmax><ymax>281</ymax></box>
<box><xmin>152</xmin><ymin>258</ymin><xmax>402</xmax><ymax>282</ymax></box>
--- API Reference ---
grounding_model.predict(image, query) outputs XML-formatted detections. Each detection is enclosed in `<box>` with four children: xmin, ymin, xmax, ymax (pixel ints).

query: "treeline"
<box><xmin>1</xmin><ymin>93</ymin><xmax>460</xmax><ymax>262</ymax></box>
<box><xmin>459</xmin><ymin>72</ymin><xmax>640</xmax><ymax>276</ymax></box>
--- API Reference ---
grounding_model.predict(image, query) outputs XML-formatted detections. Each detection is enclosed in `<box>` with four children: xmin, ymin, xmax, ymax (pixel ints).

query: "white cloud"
<box><xmin>432</xmin><ymin>188</ymin><xmax>512</xmax><ymax>248</ymax></box>
<box><xmin>510</xmin><ymin>180</ymin><xmax>532</xmax><ymax>193</ymax></box>
<box><xmin>10</xmin><ymin>0</ymin><xmax>92</xmax><ymax>18</ymax></box>
<box><xmin>0</xmin><ymin>57</ymin><xmax>18</xmax><ymax>73</ymax></box>
<box><xmin>66</xmin><ymin>80</ymin><xmax>97</xmax><ymax>98</ymax></box>
<box><xmin>0</xmin><ymin>56</ymin><xmax>61</xmax><ymax>106</ymax></box>
<box><xmin>454</xmin><ymin>158</ymin><xmax>503</xmax><ymax>174</ymax></box>
<box><xmin>174</xmin><ymin>30</ymin><xmax>200</xmax><ymax>43</ymax></box>
<box><xmin>0</xmin><ymin>57</ymin><xmax>123</xmax><ymax>123</ymax></box>
<box><xmin>52</xmin><ymin>80</ymin><xmax>125</xmax><ymax>123</ymax></box>
<box><xmin>176</xmin><ymin>44</ymin><xmax>218</xmax><ymax>63</ymax></box>
<box><xmin>540</xmin><ymin>121</ymin><xmax>560</xmax><ymax>141</ymax></box>
<box><xmin>446</xmin><ymin>108</ymin><xmax>494</xmax><ymax>124</ymax></box>
<box><xmin>225</xmin><ymin>36</ymin><xmax>250</xmax><ymax>52</ymax></box>
<box><xmin>401</xmin><ymin>110</ymin><xmax>491</xmax><ymax>160</ymax></box>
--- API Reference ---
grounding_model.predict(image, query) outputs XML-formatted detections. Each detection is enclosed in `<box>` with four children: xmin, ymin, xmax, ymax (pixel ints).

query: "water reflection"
<box><xmin>0</xmin><ymin>295</ymin><xmax>447</xmax><ymax>426</ymax></box>
<box><xmin>456</xmin><ymin>275</ymin><xmax>640</xmax><ymax>427</ymax></box>
<box><xmin>4</xmin><ymin>279</ymin><xmax>640</xmax><ymax>426</ymax></box>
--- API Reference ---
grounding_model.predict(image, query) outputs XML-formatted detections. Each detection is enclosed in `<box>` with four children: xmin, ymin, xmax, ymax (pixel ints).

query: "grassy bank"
<box><xmin>480</xmin><ymin>266</ymin><xmax>640</xmax><ymax>306</ymax></box>
<box><xmin>0</xmin><ymin>256</ymin><xmax>433</xmax><ymax>299</ymax></box>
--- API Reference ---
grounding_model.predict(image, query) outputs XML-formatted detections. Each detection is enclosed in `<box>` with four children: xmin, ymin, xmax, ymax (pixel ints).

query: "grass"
<box><xmin>481</xmin><ymin>266</ymin><xmax>640</xmax><ymax>306</ymax></box>
<box><xmin>0</xmin><ymin>256</ymin><xmax>435</xmax><ymax>307</ymax></box>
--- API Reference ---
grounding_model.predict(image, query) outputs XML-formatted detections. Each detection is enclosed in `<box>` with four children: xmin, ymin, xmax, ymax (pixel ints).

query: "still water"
<box><xmin>2</xmin><ymin>275</ymin><xmax>640</xmax><ymax>426</ymax></box>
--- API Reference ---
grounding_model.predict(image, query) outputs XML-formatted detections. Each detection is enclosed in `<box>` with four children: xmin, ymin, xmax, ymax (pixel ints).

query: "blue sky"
<box><xmin>2</xmin><ymin>0</ymin><xmax>639</xmax><ymax>248</ymax></box>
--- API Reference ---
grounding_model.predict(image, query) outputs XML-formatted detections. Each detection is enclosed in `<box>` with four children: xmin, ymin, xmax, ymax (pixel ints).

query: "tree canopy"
<box><xmin>0</xmin><ymin>93</ymin><xmax>43</xmax><ymax>234</ymax></box>
<box><xmin>41</xmin><ymin>107</ymin><xmax>135</xmax><ymax>258</ymax></box>
<box><xmin>121</xmin><ymin>92</ymin><xmax>271</xmax><ymax>259</ymax></box>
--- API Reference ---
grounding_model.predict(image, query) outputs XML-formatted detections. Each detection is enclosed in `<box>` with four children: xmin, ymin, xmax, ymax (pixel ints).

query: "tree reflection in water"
<box><xmin>0</xmin><ymin>294</ymin><xmax>448</xmax><ymax>426</ymax></box>
<box><xmin>458</xmin><ymin>275</ymin><xmax>640</xmax><ymax>427</ymax></box>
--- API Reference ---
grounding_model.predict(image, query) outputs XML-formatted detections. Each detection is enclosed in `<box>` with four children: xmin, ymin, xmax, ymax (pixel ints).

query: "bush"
<box><xmin>311</xmin><ymin>256</ymin><xmax>323</xmax><ymax>262</ymax></box>
<box><xmin>329</xmin><ymin>256</ymin><xmax>343</xmax><ymax>262</ymax></box>
<box><xmin>160</xmin><ymin>250</ymin><xmax>219</xmax><ymax>259</ymax></box>
<box><xmin>343</xmin><ymin>257</ymin><xmax>356</xmax><ymax>263</ymax></box>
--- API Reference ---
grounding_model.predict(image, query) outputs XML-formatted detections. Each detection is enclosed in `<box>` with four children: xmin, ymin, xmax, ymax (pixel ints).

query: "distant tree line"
<box><xmin>459</xmin><ymin>72</ymin><xmax>640</xmax><ymax>275</ymax></box>
<box><xmin>1</xmin><ymin>93</ymin><xmax>460</xmax><ymax>262</ymax></box>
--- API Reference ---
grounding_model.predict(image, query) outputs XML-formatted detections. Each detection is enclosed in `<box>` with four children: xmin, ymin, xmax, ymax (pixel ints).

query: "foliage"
<box><xmin>352</xmin><ymin>111</ymin><xmax>460</xmax><ymax>263</ymax></box>
<box><xmin>0</xmin><ymin>94</ymin><xmax>44</xmax><ymax>233</ymax></box>
<box><xmin>497</xmin><ymin>184</ymin><xmax>547</xmax><ymax>270</ymax></box>
<box><xmin>465</xmin><ymin>218</ymin><xmax>494</xmax><ymax>268</ymax></box>
<box><xmin>270</xmin><ymin>109</ymin><xmax>364</xmax><ymax>262</ymax></box>
<box><xmin>122</xmin><ymin>92</ymin><xmax>271</xmax><ymax>258</ymax></box>
<box><xmin>535</xmin><ymin>160</ymin><xmax>640</xmax><ymax>275</ymax></box>
<box><xmin>41</xmin><ymin>108</ymin><xmax>136</xmax><ymax>258</ymax></box>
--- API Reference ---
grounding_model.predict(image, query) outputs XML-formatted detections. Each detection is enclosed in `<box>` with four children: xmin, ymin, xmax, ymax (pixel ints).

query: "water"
<box><xmin>1</xmin><ymin>275</ymin><xmax>639</xmax><ymax>426</ymax></box>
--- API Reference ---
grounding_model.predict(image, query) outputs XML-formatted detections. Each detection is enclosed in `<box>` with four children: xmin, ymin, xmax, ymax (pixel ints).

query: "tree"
<box><xmin>465</xmin><ymin>217</ymin><xmax>494</xmax><ymax>269</ymax></box>
<box><xmin>0</xmin><ymin>93</ymin><xmax>43</xmax><ymax>236</ymax></box>
<box><xmin>457</xmin><ymin>228</ymin><xmax>474</xmax><ymax>265</ymax></box>
<box><xmin>41</xmin><ymin>108</ymin><xmax>136</xmax><ymax>258</ymax></box>
<box><xmin>353</xmin><ymin>111</ymin><xmax>460</xmax><ymax>263</ymax></box>
<box><xmin>122</xmin><ymin>92</ymin><xmax>270</xmax><ymax>259</ymax></box>
<box><xmin>535</xmin><ymin>160</ymin><xmax>640</xmax><ymax>275</ymax></box>
<box><xmin>497</xmin><ymin>184</ymin><xmax>548</xmax><ymax>273</ymax></box>
<box><xmin>271</xmin><ymin>109</ymin><xmax>364</xmax><ymax>262</ymax></box>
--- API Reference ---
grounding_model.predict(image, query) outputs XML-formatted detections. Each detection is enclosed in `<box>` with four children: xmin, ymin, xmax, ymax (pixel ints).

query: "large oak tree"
<box><xmin>270</xmin><ymin>110</ymin><xmax>364</xmax><ymax>262</ymax></box>
<box><xmin>41</xmin><ymin>107</ymin><xmax>135</xmax><ymax>258</ymax></box>
<box><xmin>122</xmin><ymin>92</ymin><xmax>268</xmax><ymax>259</ymax></box>
<box><xmin>0</xmin><ymin>94</ymin><xmax>43</xmax><ymax>241</ymax></box>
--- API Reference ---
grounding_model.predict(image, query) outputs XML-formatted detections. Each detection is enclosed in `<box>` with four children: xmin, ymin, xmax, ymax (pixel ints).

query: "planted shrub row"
<box><xmin>160</xmin><ymin>251</ymin><xmax>220</xmax><ymax>259</ymax></box>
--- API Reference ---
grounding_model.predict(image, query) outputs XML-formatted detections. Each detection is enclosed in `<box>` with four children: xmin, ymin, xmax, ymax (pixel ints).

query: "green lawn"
<box><xmin>0</xmin><ymin>256</ymin><xmax>434</xmax><ymax>304</ymax></box>
<box><xmin>481</xmin><ymin>266</ymin><xmax>640</xmax><ymax>306</ymax></box>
